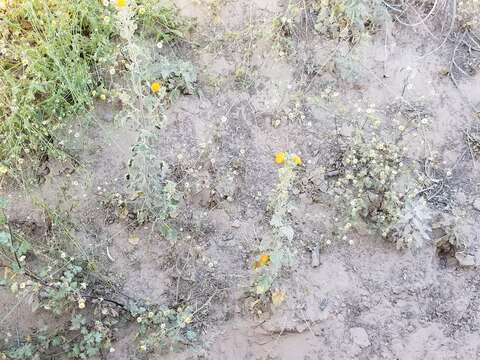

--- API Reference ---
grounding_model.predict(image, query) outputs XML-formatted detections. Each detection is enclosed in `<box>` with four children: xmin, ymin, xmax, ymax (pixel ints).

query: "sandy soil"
<box><xmin>2</xmin><ymin>0</ymin><xmax>480</xmax><ymax>359</ymax></box>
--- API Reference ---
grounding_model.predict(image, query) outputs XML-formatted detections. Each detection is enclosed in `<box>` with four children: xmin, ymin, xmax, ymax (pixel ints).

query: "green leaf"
<box><xmin>255</xmin><ymin>275</ymin><xmax>273</xmax><ymax>295</ymax></box>
<box><xmin>185</xmin><ymin>330</ymin><xmax>197</xmax><ymax>341</ymax></box>
<box><xmin>17</xmin><ymin>240</ymin><xmax>31</xmax><ymax>256</ymax></box>
<box><xmin>279</xmin><ymin>225</ymin><xmax>294</xmax><ymax>241</ymax></box>
<box><xmin>270</xmin><ymin>214</ymin><xmax>283</xmax><ymax>228</ymax></box>
<box><xmin>70</xmin><ymin>314</ymin><xmax>86</xmax><ymax>331</ymax></box>
<box><xmin>161</xmin><ymin>224</ymin><xmax>177</xmax><ymax>242</ymax></box>
<box><xmin>0</xmin><ymin>231</ymin><xmax>11</xmax><ymax>246</ymax></box>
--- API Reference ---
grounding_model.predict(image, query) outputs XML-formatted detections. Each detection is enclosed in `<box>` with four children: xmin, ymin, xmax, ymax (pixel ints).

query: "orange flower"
<box><xmin>116</xmin><ymin>0</ymin><xmax>126</xmax><ymax>8</ymax></box>
<box><xmin>254</xmin><ymin>254</ymin><xmax>270</xmax><ymax>269</ymax></box>
<box><xmin>150</xmin><ymin>81</ymin><xmax>161</xmax><ymax>93</ymax></box>
<box><xmin>274</xmin><ymin>152</ymin><xmax>286</xmax><ymax>164</ymax></box>
<box><xmin>291</xmin><ymin>154</ymin><xmax>302</xmax><ymax>166</ymax></box>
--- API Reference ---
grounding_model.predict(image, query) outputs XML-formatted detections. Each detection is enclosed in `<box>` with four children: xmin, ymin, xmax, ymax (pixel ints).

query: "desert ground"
<box><xmin>1</xmin><ymin>0</ymin><xmax>480</xmax><ymax>359</ymax></box>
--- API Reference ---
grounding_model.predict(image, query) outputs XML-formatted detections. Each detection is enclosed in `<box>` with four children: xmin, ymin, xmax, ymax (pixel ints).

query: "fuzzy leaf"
<box><xmin>0</xmin><ymin>231</ymin><xmax>11</xmax><ymax>246</ymax></box>
<box><xmin>255</xmin><ymin>275</ymin><xmax>273</xmax><ymax>295</ymax></box>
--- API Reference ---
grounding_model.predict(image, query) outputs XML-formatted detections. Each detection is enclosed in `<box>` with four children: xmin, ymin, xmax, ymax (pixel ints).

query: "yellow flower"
<box><xmin>274</xmin><ymin>152</ymin><xmax>286</xmax><ymax>164</ymax></box>
<box><xmin>254</xmin><ymin>254</ymin><xmax>270</xmax><ymax>269</ymax></box>
<box><xmin>150</xmin><ymin>81</ymin><xmax>161</xmax><ymax>93</ymax></box>
<box><xmin>116</xmin><ymin>0</ymin><xmax>126</xmax><ymax>8</ymax></box>
<box><xmin>292</xmin><ymin>154</ymin><xmax>302</xmax><ymax>166</ymax></box>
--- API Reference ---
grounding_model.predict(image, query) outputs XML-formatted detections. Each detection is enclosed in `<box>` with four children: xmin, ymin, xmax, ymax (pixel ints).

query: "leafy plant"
<box><xmin>68</xmin><ymin>315</ymin><xmax>112</xmax><ymax>359</ymax></box>
<box><xmin>0</xmin><ymin>0</ymin><xmax>117</xmax><ymax>173</ymax></box>
<box><xmin>252</xmin><ymin>153</ymin><xmax>301</xmax><ymax>306</ymax></box>
<box><xmin>390</xmin><ymin>198</ymin><xmax>432</xmax><ymax>249</ymax></box>
<box><xmin>334</xmin><ymin>130</ymin><xmax>417</xmax><ymax>242</ymax></box>
<box><xmin>0</xmin><ymin>196</ymin><xmax>197</xmax><ymax>359</ymax></box>
<box><xmin>136</xmin><ymin>0</ymin><xmax>190</xmax><ymax>42</ymax></box>
<box><xmin>0</xmin><ymin>199</ymin><xmax>31</xmax><ymax>275</ymax></box>
<box><xmin>433</xmin><ymin>212</ymin><xmax>474</xmax><ymax>255</ymax></box>
<box><xmin>113</xmin><ymin>1</ymin><xmax>196</xmax><ymax>129</ymax></box>
<box><xmin>132</xmin><ymin>305</ymin><xmax>195</xmax><ymax>353</ymax></box>
<box><xmin>313</xmin><ymin>0</ymin><xmax>387</xmax><ymax>41</ymax></box>
<box><xmin>0</xmin><ymin>207</ymin><xmax>114</xmax><ymax>358</ymax></box>
<box><xmin>271</xmin><ymin>15</ymin><xmax>295</xmax><ymax>56</ymax></box>
<box><xmin>465</xmin><ymin>128</ymin><xmax>480</xmax><ymax>159</ymax></box>
<box><xmin>458</xmin><ymin>0</ymin><xmax>480</xmax><ymax>32</ymax></box>
<box><xmin>127</xmin><ymin>130</ymin><xmax>182</xmax><ymax>241</ymax></box>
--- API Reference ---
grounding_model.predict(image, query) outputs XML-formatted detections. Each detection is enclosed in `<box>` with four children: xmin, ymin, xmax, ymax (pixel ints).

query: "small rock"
<box><xmin>455</xmin><ymin>252</ymin><xmax>476</xmax><ymax>267</ymax></box>
<box><xmin>472</xmin><ymin>198</ymin><xmax>480</xmax><ymax>211</ymax></box>
<box><xmin>318</xmin><ymin>181</ymin><xmax>329</xmax><ymax>193</ymax></box>
<box><xmin>311</xmin><ymin>246</ymin><xmax>320</xmax><ymax>267</ymax></box>
<box><xmin>231</xmin><ymin>220</ymin><xmax>241</xmax><ymax>228</ymax></box>
<box><xmin>340</xmin><ymin>124</ymin><xmax>354</xmax><ymax>137</ymax></box>
<box><xmin>455</xmin><ymin>191</ymin><xmax>467</xmax><ymax>205</ymax></box>
<box><xmin>350</xmin><ymin>327</ymin><xmax>370</xmax><ymax>348</ymax></box>
<box><xmin>128</xmin><ymin>234</ymin><xmax>140</xmax><ymax>246</ymax></box>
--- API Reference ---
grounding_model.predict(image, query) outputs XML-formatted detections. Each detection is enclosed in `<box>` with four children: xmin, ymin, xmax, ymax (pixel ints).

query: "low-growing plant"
<box><xmin>0</xmin><ymin>198</ymin><xmax>114</xmax><ymax>358</ymax></box>
<box><xmin>312</xmin><ymin>0</ymin><xmax>388</xmax><ymax>42</ymax></box>
<box><xmin>433</xmin><ymin>212</ymin><xmax>474</xmax><ymax>254</ymax></box>
<box><xmin>333</xmin><ymin>129</ymin><xmax>428</xmax><ymax>248</ymax></box>
<box><xmin>390</xmin><ymin>197</ymin><xmax>432</xmax><ymax>249</ymax></box>
<box><xmin>252</xmin><ymin>152</ymin><xmax>302</xmax><ymax>307</ymax></box>
<box><xmin>270</xmin><ymin>3</ymin><xmax>303</xmax><ymax>56</ymax></box>
<box><xmin>271</xmin><ymin>101</ymin><xmax>307</xmax><ymax>128</ymax></box>
<box><xmin>335</xmin><ymin>132</ymin><xmax>406</xmax><ymax>234</ymax></box>
<box><xmin>112</xmin><ymin>4</ymin><xmax>194</xmax><ymax>241</ymax></box>
<box><xmin>127</xmin><ymin>130</ymin><xmax>182</xmax><ymax>241</ymax></box>
<box><xmin>136</xmin><ymin>0</ymin><xmax>190</xmax><ymax>42</ymax></box>
<box><xmin>0</xmin><ymin>197</ymin><xmax>197</xmax><ymax>359</ymax></box>
<box><xmin>271</xmin><ymin>15</ymin><xmax>295</xmax><ymax>56</ymax></box>
<box><xmin>132</xmin><ymin>304</ymin><xmax>196</xmax><ymax>354</ymax></box>
<box><xmin>465</xmin><ymin>127</ymin><xmax>480</xmax><ymax>160</ymax></box>
<box><xmin>457</xmin><ymin>0</ymin><xmax>480</xmax><ymax>32</ymax></box>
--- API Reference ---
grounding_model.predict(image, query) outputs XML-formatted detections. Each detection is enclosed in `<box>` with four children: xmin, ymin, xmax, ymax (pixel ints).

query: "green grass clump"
<box><xmin>313</xmin><ymin>0</ymin><xmax>387</xmax><ymax>41</ymax></box>
<box><xmin>0</xmin><ymin>0</ymin><xmax>189</xmax><ymax>177</ymax></box>
<box><xmin>0</xmin><ymin>0</ymin><xmax>118</xmax><ymax>173</ymax></box>
<box><xmin>136</xmin><ymin>0</ymin><xmax>188</xmax><ymax>42</ymax></box>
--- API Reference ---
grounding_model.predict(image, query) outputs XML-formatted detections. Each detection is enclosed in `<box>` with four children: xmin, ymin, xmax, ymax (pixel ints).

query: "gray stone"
<box><xmin>231</xmin><ymin>220</ymin><xmax>241</xmax><ymax>228</ymax></box>
<box><xmin>455</xmin><ymin>252</ymin><xmax>476</xmax><ymax>267</ymax></box>
<box><xmin>455</xmin><ymin>191</ymin><xmax>467</xmax><ymax>205</ymax></box>
<box><xmin>350</xmin><ymin>327</ymin><xmax>370</xmax><ymax>348</ymax></box>
<box><xmin>311</xmin><ymin>246</ymin><xmax>320</xmax><ymax>267</ymax></box>
<box><xmin>472</xmin><ymin>198</ymin><xmax>480</xmax><ymax>211</ymax></box>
